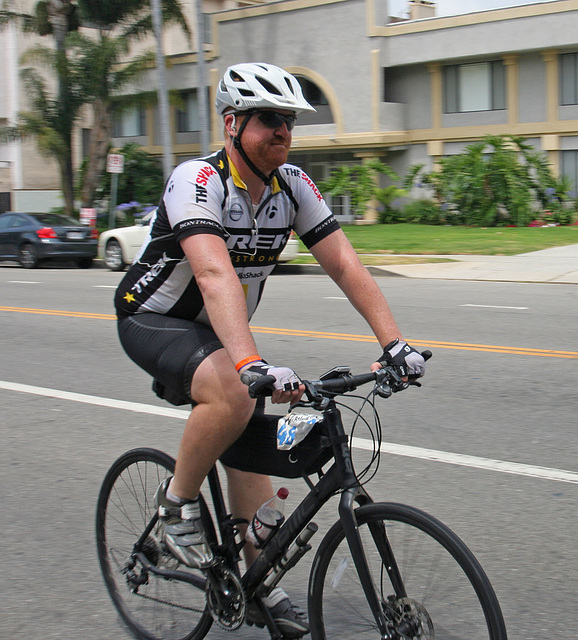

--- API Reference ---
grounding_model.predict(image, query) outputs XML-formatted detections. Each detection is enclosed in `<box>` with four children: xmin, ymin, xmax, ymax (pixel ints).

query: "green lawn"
<box><xmin>303</xmin><ymin>224</ymin><xmax>578</xmax><ymax>256</ymax></box>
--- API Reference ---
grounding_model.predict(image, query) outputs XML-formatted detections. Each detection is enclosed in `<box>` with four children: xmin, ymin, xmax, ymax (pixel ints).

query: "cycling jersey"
<box><xmin>115</xmin><ymin>148</ymin><xmax>339</xmax><ymax>322</ymax></box>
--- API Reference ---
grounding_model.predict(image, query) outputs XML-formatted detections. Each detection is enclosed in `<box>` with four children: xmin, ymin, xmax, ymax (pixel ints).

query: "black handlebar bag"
<box><xmin>219</xmin><ymin>411</ymin><xmax>332</xmax><ymax>479</ymax></box>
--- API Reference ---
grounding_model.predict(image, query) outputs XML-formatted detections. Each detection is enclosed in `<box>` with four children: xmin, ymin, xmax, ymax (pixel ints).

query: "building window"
<box><xmin>176</xmin><ymin>91</ymin><xmax>200</xmax><ymax>133</ymax></box>
<box><xmin>560</xmin><ymin>53</ymin><xmax>578</xmax><ymax>105</ymax></box>
<box><xmin>443</xmin><ymin>61</ymin><xmax>505</xmax><ymax>113</ymax></box>
<box><xmin>561</xmin><ymin>150</ymin><xmax>578</xmax><ymax>194</ymax></box>
<box><xmin>112</xmin><ymin>105</ymin><xmax>146</xmax><ymax>137</ymax></box>
<box><xmin>296</xmin><ymin>77</ymin><xmax>328</xmax><ymax>106</ymax></box>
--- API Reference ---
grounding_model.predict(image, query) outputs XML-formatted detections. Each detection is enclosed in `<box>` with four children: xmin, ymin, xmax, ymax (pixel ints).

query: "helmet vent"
<box><xmin>285</xmin><ymin>77</ymin><xmax>296</xmax><ymax>96</ymax></box>
<box><xmin>255</xmin><ymin>76</ymin><xmax>283</xmax><ymax>96</ymax></box>
<box><xmin>239</xmin><ymin>88</ymin><xmax>256</xmax><ymax>96</ymax></box>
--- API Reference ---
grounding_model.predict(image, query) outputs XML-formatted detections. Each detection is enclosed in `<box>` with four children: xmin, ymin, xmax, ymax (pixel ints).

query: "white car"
<box><xmin>98</xmin><ymin>209</ymin><xmax>300</xmax><ymax>271</ymax></box>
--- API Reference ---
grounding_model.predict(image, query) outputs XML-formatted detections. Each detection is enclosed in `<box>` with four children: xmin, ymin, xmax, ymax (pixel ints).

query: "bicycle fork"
<box><xmin>337</xmin><ymin>446</ymin><xmax>406</xmax><ymax>639</ymax></box>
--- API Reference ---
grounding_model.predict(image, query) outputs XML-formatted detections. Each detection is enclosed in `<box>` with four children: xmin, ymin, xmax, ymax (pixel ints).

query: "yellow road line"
<box><xmin>250</xmin><ymin>326</ymin><xmax>578</xmax><ymax>359</ymax></box>
<box><xmin>2</xmin><ymin>306</ymin><xmax>577</xmax><ymax>359</ymax></box>
<box><xmin>0</xmin><ymin>305</ymin><xmax>115</xmax><ymax>320</ymax></box>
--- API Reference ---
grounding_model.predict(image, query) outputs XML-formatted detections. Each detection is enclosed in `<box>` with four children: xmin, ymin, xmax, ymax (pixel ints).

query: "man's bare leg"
<box><xmin>170</xmin><ymin>348</ymin><xmax>255</xmax><ymax>500</ymax></box>
<box><xmin>224</xmin><ymin>466</ymin><xmax>274</xmax><ymax>566</ymax></box>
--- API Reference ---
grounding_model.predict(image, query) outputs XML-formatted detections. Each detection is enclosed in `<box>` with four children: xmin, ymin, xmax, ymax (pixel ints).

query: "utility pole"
<box><xmin>151</xmin><ymin>0</ymin><xmax>173</xmax><ymax>181</ymax></box>
<box><xmin>194</xmin><ymin>0</ymin><xmax>210</xmax><ymax>157</ymax></box>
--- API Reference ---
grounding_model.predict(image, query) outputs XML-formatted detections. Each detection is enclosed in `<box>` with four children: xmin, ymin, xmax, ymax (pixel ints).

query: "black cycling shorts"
<box><xmin>117</xmin><ymin>314</ymin><xmax>223</xmax><ymax>406</ymax></box>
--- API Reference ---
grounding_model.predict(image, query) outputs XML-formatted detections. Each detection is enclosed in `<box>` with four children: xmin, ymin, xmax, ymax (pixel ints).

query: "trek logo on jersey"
<box><xmin>226</xmin><ymin>230</ymin><xmax>289</xmax><ymax>253</ymax></box>
<box><xmin>131</xmin><ymin>252</ymin><xmax>172</xmax><ymax>294</ymax></box>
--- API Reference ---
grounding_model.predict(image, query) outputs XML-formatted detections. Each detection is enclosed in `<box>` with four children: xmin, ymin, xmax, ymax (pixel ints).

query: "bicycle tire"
<box><xmin>96</xmin><ymin>448</ymin><xmax>214</xmax><ymax>640</ymax></box>
<box><xmin>308</xmin><ymin>502</ymin><xmax>507</xmax><ymax>640</ymax></box>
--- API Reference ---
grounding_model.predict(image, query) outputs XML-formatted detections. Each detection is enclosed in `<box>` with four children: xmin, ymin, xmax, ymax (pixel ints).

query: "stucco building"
<box><xmin>3</xmin><ymin>0</ymin><xmax>578</xmax><ymax>216</ymax></box>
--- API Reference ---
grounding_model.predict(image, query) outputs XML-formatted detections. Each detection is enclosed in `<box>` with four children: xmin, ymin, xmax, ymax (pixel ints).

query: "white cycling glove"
<box><xmin>377</xmin><ymin>339</ymin><xmax>426</xmax><ymax>378</ymax></box>
<box><xmin>239</xmin><ymin>360</ymin><xmax>301</xmax><ymax>392</ymax></box>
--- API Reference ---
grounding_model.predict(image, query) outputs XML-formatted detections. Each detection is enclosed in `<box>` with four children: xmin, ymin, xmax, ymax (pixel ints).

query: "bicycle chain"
<box><xmin>131</xmin><ymin>589</ymin><xmax>204</xmax><ymax>613</ymax></box>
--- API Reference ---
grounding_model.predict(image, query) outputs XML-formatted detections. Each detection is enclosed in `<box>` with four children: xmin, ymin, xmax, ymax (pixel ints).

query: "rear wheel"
<box><xmin>19</xmin><ymin>243</ymin><xmax>40</xmax><ymax>268</ymax></box>
<box><xmin>308</xmin><ymin>502</ymin><xmax>507</xmax><ymax>640</ymax></box>
<box><xmin>96</xmin><ymin>448</ymin><xmax>214</xmax><ymax>640</ymax></box>
<box><xmin>104</xmin><ymin>239</ymin><xmax>126</xmax><ymax>271</ymax></box>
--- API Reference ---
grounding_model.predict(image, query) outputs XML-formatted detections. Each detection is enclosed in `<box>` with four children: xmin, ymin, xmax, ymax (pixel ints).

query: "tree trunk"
<box><xmin>80</xmin><ymin>98</ymin><xmax>112</xmax><ymax>208</ymax></box>
<box><xmin>48</xmin><ymin>0</ymin><xmax>76</xmax><ymax>216</ymax></box>
<box><xmin>47</xmin><ymin>0</ymin><xmax>71</xmax><ymax>53</ymax></box>
<box><xmin>58</xmin><ymin>151</ymin><xmax>75</xmax><ymax>217</ymax></box>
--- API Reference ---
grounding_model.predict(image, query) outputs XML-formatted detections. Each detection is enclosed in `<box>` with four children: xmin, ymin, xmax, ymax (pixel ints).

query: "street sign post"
<box><xmin>107</xmin><ymin>154</ymin><xmax>124</xmax><ymax>229</ymax></box>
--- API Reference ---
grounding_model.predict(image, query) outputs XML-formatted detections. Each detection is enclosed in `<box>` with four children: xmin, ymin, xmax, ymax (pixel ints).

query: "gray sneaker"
<box><xmin>154</xmin><ymin>478</ymin><xmax>214</xmax><ymax>569</ymax></box>
<box><xmin>246</xmin><ymin>587</ymin><xmax>310</xmax><ymax>638</ymax></box>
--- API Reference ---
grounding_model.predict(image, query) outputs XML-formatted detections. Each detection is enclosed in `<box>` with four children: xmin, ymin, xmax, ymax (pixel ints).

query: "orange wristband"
<box><xmin>235</xmin><ymin>355</ymin><xmax>262</xmax><ymax>372</ymax></box>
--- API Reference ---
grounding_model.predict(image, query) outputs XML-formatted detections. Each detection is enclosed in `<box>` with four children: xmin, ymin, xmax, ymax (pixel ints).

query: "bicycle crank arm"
<box><xmin>135</xmin><ymin>552</ymin><xmax>206</xmax><ymax>589</ymax></box>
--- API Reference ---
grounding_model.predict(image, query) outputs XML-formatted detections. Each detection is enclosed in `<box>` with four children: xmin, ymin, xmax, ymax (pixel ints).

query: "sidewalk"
<box><xmin>281</xmin><ymin>244</ymin><xmax>578</xmax><ymax>284</ymax></box>
<box><xmin>375</xmin><ymin>244</ymin><xmax>578</xmax><ymax>284</ymax></box>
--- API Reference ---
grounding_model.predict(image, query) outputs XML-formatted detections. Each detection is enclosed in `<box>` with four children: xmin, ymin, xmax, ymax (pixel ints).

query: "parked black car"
<box><xmin>0</xmin><ymin>212</ymin><xmax>98</xmax><ymax>268</ymax></box>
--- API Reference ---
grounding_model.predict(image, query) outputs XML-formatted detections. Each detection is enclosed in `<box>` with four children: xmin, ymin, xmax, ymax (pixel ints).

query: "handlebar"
<box><xmin>248</xmin><ymin>350</ymin><xmax>432</xmax><ymax>400</ymax></box>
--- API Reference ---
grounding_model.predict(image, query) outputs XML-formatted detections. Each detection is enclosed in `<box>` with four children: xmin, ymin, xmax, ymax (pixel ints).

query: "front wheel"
<box><xmin>96</xmin><ymin>448</ymin><xmax>214</xmax><ymax>640</ymax></box>
<box><xmin>308</xmin><ymin>503</ymin><xmax>507</xmax><ymax>640</ymax></box>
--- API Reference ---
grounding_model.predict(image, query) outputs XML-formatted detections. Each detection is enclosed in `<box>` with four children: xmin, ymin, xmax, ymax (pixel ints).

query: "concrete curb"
<box><xmin>273</xmin><ymin>263</ymin><xmax>405</xmax><ymax>278</ymax></box>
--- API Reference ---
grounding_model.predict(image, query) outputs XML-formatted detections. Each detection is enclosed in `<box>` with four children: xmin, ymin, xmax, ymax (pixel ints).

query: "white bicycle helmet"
<box><xmin>216</xmin><ymin>62</ymin><xmax>316</xmax><ymax>115</ymax></box>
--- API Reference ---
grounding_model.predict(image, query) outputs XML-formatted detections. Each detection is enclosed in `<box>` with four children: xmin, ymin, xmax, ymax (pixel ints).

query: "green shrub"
<box><xmin>404</xmin><ymin>135</ymin><xmax>574</xmax><ymax>227</ymax></box>
<box><xmin>401</xmin><ymin>199</ymin><xmax>443</xmax><ymax>225</ymax></box>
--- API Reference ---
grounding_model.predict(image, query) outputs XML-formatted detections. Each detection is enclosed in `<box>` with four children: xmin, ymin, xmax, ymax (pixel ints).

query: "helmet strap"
<box><xmin>232</xmin><ymin>111</ymin><xmax>275</xmax><ymax>186</ymax></box>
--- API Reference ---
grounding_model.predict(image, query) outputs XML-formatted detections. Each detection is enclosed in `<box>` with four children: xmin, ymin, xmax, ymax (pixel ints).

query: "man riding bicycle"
<box><xmin>114</xmin><ymin>62</ymin><xmax>426</xmax><ymax>638</ymax></box>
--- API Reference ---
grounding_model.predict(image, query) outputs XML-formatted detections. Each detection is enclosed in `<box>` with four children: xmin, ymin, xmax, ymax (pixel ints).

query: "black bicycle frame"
<box><xmin>239</xmin><ymin>403</ymin><xmax>400</xmax><ymax>636</ymax></box>
<box><xmin>132</xmin><ymin>401</ymin><xmax>406</xmax><ymax>636</ymax></box>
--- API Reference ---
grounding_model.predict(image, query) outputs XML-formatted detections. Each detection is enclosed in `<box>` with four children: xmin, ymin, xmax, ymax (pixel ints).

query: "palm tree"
<box><xmin>1</xmin><ymin>0</ymin><xmax>79</xmax><ymax>214</ymax></box>
<box><xmin>76</xmin><ymin>0</ymin><xmax>190</xmax><ymax>207</ymax></box>
<box><xmin>0</xmin><ymin>1</ymin><xmax>190</xmax><ymax>213</ymax></box>
<box><xmin>69</xmin><ymin>32</ymin><xmax>157</xmax><ymax>207</ymax></box>
<box><xmin>0</xmin><ymin>43</ymin><xmax>85</xmax><ymax>216</ymax></box>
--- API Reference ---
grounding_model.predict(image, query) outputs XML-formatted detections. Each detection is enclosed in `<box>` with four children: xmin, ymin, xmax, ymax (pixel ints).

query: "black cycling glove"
<box><xmin>377</xmin><ymin>339</ymin><xmax>426</xmax><ymax>379</ymax></box>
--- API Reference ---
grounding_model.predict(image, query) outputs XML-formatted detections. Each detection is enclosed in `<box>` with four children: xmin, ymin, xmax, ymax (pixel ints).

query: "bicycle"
<box><xmin>96</xmin><ymin>356</ymin><xmax>508</xmax><ymax>640</ymax></box>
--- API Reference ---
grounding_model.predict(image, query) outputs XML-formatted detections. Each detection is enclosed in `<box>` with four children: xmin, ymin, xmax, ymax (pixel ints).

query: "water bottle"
<box><xmin>246</xmin><ymin>487</ymin><xmax>289</xmax><ymax>548</ymax></box>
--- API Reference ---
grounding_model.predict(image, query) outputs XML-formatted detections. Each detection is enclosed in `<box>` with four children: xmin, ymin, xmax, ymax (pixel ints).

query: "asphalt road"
<box><xmin>1</xmin><ymin>263</ymin><xmax>577</xmax><ymax>640</ymax></box>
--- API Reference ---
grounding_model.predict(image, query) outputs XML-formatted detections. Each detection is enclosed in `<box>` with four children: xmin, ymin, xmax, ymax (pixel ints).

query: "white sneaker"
<box><xmin>246</xmin><ymin>587</ymin><xmax>310</xmax><ymax>638</ymax></box>
<box><xmin>154</xmin><ymin>478</ymin><xmax>214</xmax><ymax>569</ymax></box>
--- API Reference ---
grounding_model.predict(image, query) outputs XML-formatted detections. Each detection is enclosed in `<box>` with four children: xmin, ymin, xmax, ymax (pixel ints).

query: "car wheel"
<box><xmin>77</xmin><ymin>257</ymin><xmax>94</xmax><ymax>269</ymax></box>
<box><xmin>104</xmin><ymin>239</ymin><xmax>126</xmax><ymax>271</ymax></box>
<box><xmin>19</xmin><ymin>243</ymin><xmax>40</xmax><ymax>269</ymax></box>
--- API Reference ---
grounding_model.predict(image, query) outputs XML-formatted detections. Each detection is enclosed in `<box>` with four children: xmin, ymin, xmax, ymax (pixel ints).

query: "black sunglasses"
<box><xmin>252</xmin><ymin>110</ymin><xmax>297</xmax><ymax>131</ymax></box>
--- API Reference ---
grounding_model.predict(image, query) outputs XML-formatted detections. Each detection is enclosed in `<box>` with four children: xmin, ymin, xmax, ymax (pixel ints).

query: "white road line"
<box><xmin>324</xmin><ymin>296</ymin><xmax>347</xmax><ymax>300</ymax></box>
<box><xmin>7</xmin><ymin>280</ymin><xmax>41</xmax><ymax>284</ymax></box>
<box><xmin>461</xmin><ymin>304</ymin><xmax>529</xmax><ymax>310</ymax></box>
<box><xmin>0</xmin><ymin>380</ymin><xmax>188</xmax><ymax>419</ymax></box>
<box><xmin>351</xmin><ymin>438</ymin><xmax>578</xmax><ymax>484</ymax></box>
<box><xmin>94</xmin><ymin>285</ymin><xmax>117</xmax><ymax>289</ymax></box>
<box><xmin>2</xmin><ymin>379</ymin><xmax>577</xmax><ymax>484</ymax></box>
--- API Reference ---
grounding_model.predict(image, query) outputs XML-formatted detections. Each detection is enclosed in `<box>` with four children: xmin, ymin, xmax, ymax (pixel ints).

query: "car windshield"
<box><xmin>33</xmin><ymin>213</ymin><xmax>82</xmax><ymax>227</ymax></box>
